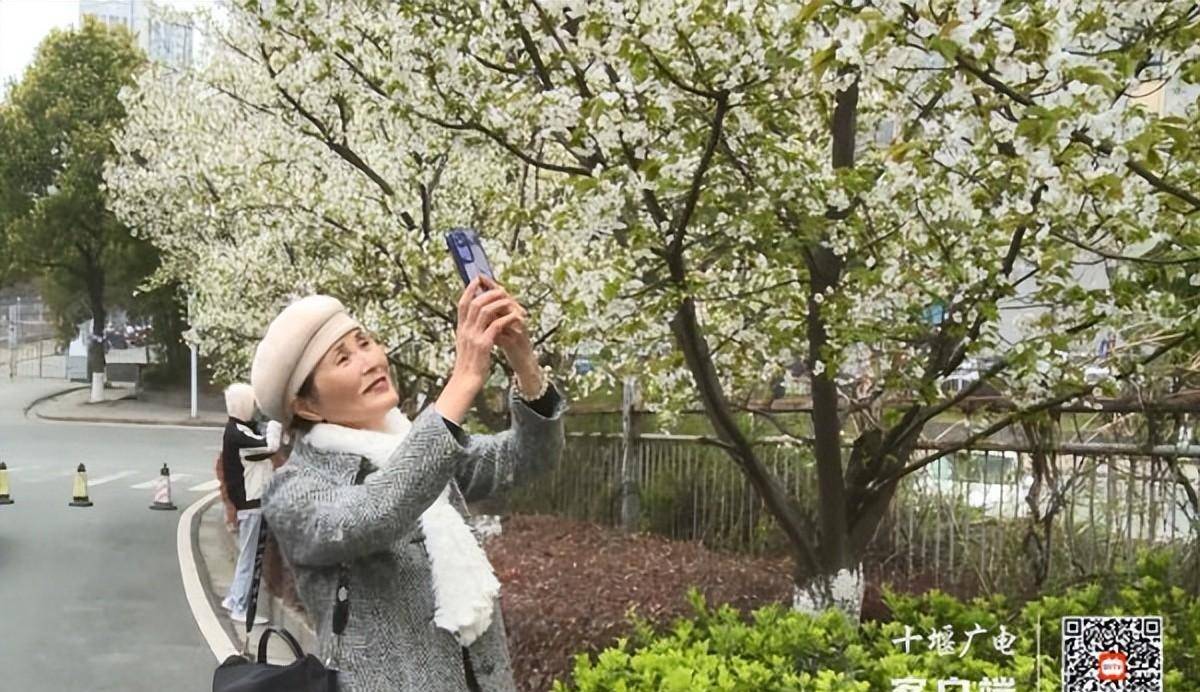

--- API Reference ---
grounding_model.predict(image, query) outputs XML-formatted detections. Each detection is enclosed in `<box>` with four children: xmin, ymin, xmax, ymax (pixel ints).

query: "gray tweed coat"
<box><xmin>261</xmin><ymin>387</ymin><xmax>566</xmax><ymax>691</ymax></box>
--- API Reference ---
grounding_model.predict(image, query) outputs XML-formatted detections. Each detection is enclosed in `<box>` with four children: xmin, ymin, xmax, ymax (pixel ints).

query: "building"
<box><xmin>79</xmin><ymin>0</ymin><xmax>193</xmax><ymax>69</ymax></box>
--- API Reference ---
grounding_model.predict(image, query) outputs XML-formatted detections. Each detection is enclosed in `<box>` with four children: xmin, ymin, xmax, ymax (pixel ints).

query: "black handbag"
<box><xmin>213</xmin><ymin>460</ymin><xmax>372</xmax><ymax>692</ymax></box>
<box><xmin>212</xmin><ymin>626</ymin><xmax>338</xmax><ymax>692</ymax></box>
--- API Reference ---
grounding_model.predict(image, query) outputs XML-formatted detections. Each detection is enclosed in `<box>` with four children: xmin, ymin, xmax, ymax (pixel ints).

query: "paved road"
<box><xmin>0</xmin><ymin>378</ymin><xmax>222</xmax><ymax>691</ymax></box>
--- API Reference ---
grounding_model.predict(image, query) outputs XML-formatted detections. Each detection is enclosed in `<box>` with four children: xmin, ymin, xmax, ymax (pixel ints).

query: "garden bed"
<box><xmin>486</xmin><ymin>513</ymin><xmax>796</xmax><ymax>691</ymax></box>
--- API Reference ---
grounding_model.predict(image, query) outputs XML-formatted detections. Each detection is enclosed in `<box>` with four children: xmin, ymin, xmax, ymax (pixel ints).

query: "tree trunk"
<box><xmin>791</xmin><ymin>73</ymin><xmax>864</xmax><ymax>621</ymax></box>
<box><xmin>83</xmin><ymin>256</ymin><xmax>108</xmax><ymax>379</ymax></box>
<box><xmin>668</xmin><ymin>298</ymin><xmax>820</xmax><ymax>575</ymax></box>
<box><xmin>619</xmin><ymin>375</ymin><xmax>641</xmax><ymax>532</ymax></box>
<box><xmin>792</xmin><ymin>564</ymin><xmax>866</xmax><ymax>619</ymax></box>
<box><xmin>1021</xmin><ymin>418</ymin><xmax>1062</xmax><ymax>588</ymax></box>
<box><xmin>87</xmin><ymin>297</ymin><xmax>107</xmax><ymax>378</ymax></box>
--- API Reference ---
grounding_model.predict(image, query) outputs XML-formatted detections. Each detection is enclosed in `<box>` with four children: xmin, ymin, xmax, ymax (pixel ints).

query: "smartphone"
<box><xmin>444</xmin><ymin>227</ymin><xmax>495</xmax><ymax>293</ymax></box>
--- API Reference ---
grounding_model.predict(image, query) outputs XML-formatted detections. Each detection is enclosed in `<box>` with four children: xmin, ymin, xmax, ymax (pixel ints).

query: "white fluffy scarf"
<box><xmin>303</xmin><ymin>407</ymin><xmax>500</xmax><ymax>647</ymax></box>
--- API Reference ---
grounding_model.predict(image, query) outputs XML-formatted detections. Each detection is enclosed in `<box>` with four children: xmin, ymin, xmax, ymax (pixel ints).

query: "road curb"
<box><xmin>27</xmin><ymin>388</ymin><xmax>224</xmax><ymax>428</ymax></box>
<box><xmin>33</xmin><ymin>410</ymin><xmax>225</xmax><ymax>429</ymax></box>
<box><xmin>179</xmin><ymin>490</ymin><xmax>239</xmax><ymax>662</ymax></box>
<box><xmin>20</xmin><ymin>385</ymin><xmax>89</xmax><ymax>417</ymax></box>
<box><xmin>193</xmin><ymin>493</ymin><xmax>319</xmax><ymax>660</ymax></box>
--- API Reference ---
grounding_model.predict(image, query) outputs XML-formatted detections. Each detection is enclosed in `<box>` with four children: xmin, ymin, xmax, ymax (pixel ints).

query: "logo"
<box><xmin>1097</xmin><ymin>651</ymin><xmax>1128</xmax><ymax>682</ymax></box>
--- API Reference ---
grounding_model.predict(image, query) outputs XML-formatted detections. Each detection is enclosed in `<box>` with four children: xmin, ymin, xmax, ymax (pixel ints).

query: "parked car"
<box><xmin>125</xmin><ymin>323</ymin><xmax>152</xmax><ymax>347</ymax></box>
<box><xmin>104</xmin><ymin>328</ymin><xmax>127</xmax><ymax>350</ymax></box>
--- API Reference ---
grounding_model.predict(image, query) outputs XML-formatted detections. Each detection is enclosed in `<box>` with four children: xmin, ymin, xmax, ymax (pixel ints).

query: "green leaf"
<box><xmin>811</xmin><ymin>46</ymin><xmax>836</xmax><ymax>78</ymax></box>
<box><xmin>928</xmin><ymin>36</ymin><xmax>960</xmax><ymax>61</ymax></box>
<box><xmin>1066</xmin><ymin>65</ymin><xmax>1116</xmax><ymax>91</ymax></box>
<box><xmin>798</xmin><ymin>0</ymin><xmax>827</xmax><ymax>22</ymax></box>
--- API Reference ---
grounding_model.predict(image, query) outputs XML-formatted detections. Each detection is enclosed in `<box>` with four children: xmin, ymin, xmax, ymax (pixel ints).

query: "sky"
<box><xmin>0</xmin><ymin>0</ymin><xmax>213</xmax><ymax>96</ymax></box>
<box><xmin>0</xmin><ymin>1</ymin><xmax>79</xmax><ymax>90</ymax></box>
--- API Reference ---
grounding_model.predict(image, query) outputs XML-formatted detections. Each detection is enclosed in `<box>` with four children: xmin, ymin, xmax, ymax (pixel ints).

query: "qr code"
<box><xmin>1062</xmin><ymin>616</ymin><xmax>1162</xmax><ymax>691</ymax></box>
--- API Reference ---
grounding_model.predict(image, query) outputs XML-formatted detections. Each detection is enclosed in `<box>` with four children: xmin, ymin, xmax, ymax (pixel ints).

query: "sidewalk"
<box><xmin>2</xmin><ymin>377</ymin><xmax>89</xmax><ymax>415</ymax></box>
<box><xmin>195</xmin><ymin>494</ymin><xmax>318</xmax><ymax>663</ymax></box>
<box><xmin>29</xmin><ymin>382</ymin><xmax>227</xmax><ymax>427</ymax></box>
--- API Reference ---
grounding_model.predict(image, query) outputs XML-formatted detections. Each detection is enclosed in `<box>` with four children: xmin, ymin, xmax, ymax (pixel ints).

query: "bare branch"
<box><xmin>892</xmin><ymin>332</ymin><xmax>1193</xmax><ymax>483</ymax></box>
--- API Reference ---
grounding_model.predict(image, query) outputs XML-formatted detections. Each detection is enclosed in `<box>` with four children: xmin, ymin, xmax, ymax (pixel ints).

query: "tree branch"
<box><xmin>258</xmin><ymin>44</ymin><xmax>396</xmax><ymax>198</ymax></box>
<box><xmin>669</xmin><ymin>92</ymin><xmax>729</xmax><ymax>253</ymax></box>
<box><xmin>891</xmin><ymin>332</ymin><xmax>1193</xmax><ymax>483</ymax></box>
<box><xmin>951</xmin><ymin>49</ymin><xmax>1200</xmax><ymax>212</ymax></box>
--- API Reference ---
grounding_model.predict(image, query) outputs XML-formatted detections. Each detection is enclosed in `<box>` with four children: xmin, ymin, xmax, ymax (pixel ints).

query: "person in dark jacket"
<box><xmin>220</xmin><ymin>382</ymin><xmax>281</xmax><ymax>624</ymax></box>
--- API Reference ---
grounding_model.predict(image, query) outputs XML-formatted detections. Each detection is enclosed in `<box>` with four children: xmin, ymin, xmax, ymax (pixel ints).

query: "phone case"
<box><xmin>444</xmin><ymin>227</ymin><xmax>495</xmax><ymax>286</ymax></box>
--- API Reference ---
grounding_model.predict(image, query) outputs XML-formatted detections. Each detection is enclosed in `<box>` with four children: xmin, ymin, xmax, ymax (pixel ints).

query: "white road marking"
<box><xmin>18</xmin><ymin>469</ymin><xmax>81</xmax><ymax>484</ymax></box>
<box><xmin>130</xmin><ymin>473</ymin><xmax>194</xmax><ymax>490</ymax></box>
<box><xmin>188</xmin><ymin>479</ymin><xmax>220</xmax><ymax>492</ymax></box>
<box><xmin>178</xmin><ymin>491</ymin><xmax>238</xmax><ymax>662</ymax></box>
<box><xmin>32</xmin><ymin>418</ymin><xmax>223</xmax><ymax>432</ymax></box>
<box><xmin>87</xmin><ymin>470</ymin><xmax>140</xmax><ymax>486</ymax></box>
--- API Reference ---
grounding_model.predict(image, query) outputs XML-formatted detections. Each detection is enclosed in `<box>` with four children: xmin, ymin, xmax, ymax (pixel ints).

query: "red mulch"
<box><xmin>485</xmin><ymin>514</ymin><xmax>796</xmax><ymax>691</ymax></box>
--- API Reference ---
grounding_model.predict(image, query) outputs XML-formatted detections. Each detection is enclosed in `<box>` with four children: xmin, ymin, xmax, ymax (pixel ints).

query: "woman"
<box><xmin>251</xmin><ymin>275</ymin><xmax>566</xmax><ymax>691</ymax></box>
<box><xmin>218</xmin><ymin>382</ymin><xmax>280</xmax><ymax>625</ymax></box>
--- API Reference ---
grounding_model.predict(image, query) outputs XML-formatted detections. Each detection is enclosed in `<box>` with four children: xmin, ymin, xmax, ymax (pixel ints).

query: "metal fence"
<box><xmin>0</xmin><ymin>300</ymin><xmax>156</xmax><ymax>381</ymax></box>
<box><xmin>3</xmin><ymin>339</ymin><xmax>68</xmax><ymax>379</ymax></box>
<box><xmin>1</xmin><ymin>300</ymin><xmax>66</xmax><ymax>379</ymax></box>
<box><xmin>506</xmin><ymin>427</ymin><xmax>1200</xmax><ymax>594</ymax></box>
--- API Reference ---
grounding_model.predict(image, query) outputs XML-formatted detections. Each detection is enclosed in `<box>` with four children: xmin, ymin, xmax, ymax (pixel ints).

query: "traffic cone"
<box><xmin>69</xmin><ymin>463</ymin><xmax>93</xmax><ymax>507</ymax></box>
<box><xmin>149</xmin><ymin>463</ymin><xmax>177</xmax><ymax>511</ymax></box>
<box><xmin>0</xmin><ymin>462</ymin><xmax>13</xmax><ymax>505</ymax></box>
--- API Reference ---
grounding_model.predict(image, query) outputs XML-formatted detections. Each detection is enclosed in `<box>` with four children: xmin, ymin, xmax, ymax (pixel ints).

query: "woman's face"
<box><xmin>292</xmin><ymin>328</ymin><xmax>398</xmax><ymax>429</ymax></box>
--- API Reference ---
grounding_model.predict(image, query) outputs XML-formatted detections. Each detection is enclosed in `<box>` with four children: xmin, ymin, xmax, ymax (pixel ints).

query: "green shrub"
<box><xmin>1017</xmin><ymin>549</ymin><xmax>1200</xmax><ymax>690</ymax></box>
<box><xmin>555</xmin><ymin>591</ymin><xmax>870</xmax><ymax>692</ymax></box>
<box><xmin>555</xmin><ymin>549</ymin><xmax>1199</xmax><ymax>691</ymax></box>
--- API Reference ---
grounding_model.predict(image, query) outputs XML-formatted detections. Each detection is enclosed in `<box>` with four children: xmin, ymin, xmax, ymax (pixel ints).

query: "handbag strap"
<box><xmin>242</xmin><ymin>512</ymin><xmax>270</xmax><ymax>650</ymax></box>
<box><xmin>241</xmin><ymin>456</ymin><xmax>374</xmax><ymax>664</ymax></box>
<box><xmin>257</xmin><ymin>626</ymin><xmax>305</xmax><ymax>662</ymax></box>
<box><xmin>331</xmin><ymin>565</ymin><xmax>351</xmax><ymax>637</ymax></box>
<box><xmin>330</xmin><ymin>457</ymin><xmax>376</xmax><ymax>640</ymax></box>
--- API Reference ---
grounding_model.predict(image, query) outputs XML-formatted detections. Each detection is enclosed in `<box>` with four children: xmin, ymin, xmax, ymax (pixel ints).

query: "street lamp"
<box><xmin>185</xmin><ymin>291</ymin><xmax>198</xmax><ymax>419</ymax></box>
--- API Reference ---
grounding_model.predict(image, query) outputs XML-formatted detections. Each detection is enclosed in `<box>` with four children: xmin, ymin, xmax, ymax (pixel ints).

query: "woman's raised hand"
<box><xmin>436</xmin><ymin>276</ymin><xmax>525</xmax><ymax>425</ymax></box>
<box><xmin>450</xmin><ymin>276</ymin><xmax>523</xmax><ymax>388</ymax></box>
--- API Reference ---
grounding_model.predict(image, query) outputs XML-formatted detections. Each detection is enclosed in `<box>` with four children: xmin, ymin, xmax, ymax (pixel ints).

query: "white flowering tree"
<box><xmin>109</xmin><ymin>0</ymin><xmax>1200</xmax><ymax>613</ymax></box>
<box><xmin>107</xmin><ymin>3</ymin><xmax>582</xmax><ymax>428</ymax></box>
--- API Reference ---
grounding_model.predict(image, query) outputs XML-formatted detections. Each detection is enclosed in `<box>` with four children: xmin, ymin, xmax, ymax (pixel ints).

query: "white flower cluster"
<box><xmin>106</xmin><ymin>0</ymin><xmax>1199</xmax><ymax>417</ymax></box>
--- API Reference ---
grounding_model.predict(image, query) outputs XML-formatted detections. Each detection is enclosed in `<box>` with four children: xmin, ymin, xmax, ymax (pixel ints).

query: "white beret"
<box><xmin>223</xmin><ymin>382</ymin><xmax>257</xmax><ymax>421</ymax></box>
<box><xmin>250</xmin><ymin>295</ymin><xmax>362</xmax><ymax>425</ymax></box>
